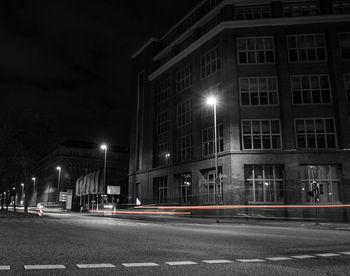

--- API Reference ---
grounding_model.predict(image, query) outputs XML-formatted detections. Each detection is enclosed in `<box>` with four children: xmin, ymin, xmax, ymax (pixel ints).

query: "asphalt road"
<box><xmin>1</xmin><ymin>212</ymin><xmax>350</xmax><ymax>275</ymax></box>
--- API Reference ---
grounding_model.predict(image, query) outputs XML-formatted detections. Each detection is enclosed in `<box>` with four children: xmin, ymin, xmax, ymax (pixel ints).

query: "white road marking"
<box><xmin>166</xmin><ymin>261</ymin><xmax>197</xmax><ymax>266</ymax></box>
<box><xmin>292</xmin><ymin>255</ymin><xmax>316</xmax><ymax>259</ymax></box>
<box><xmin>315</xmin><ymin>253</ymin><xmax>340</xmax><ymax>257</ymax></box>
<box><xmin>77</xmin><ymin>264</ymin><xmax>115</xmax><ymax>268</ymax></box>
<box><xmin>203</xmin><ymin>260</ymin><xmax>233</xmax><ymax>264</ymax></box>
<box><xmin>122</xmin><ymin>263</ymin><xmax>159</xmax><ymax>267</ymax></box>
<box><xmin>0</xmin><ymin>266</ymin><xmax>10</xmax><ymax>270</ymax></box>
<box><xmin>266</xmin><ymin>257</ymin><xmax>292</xmax><ymax>261</ymax></box>
<box><xmin>236</xmin><ymin>259</ymin><xmax>266</xmax><ymax>263</ymax></box>
<box><xmin>339</xmin><ymin>252</ymin><xmax>350</xmax><ymax>255</ymax></box>
<box><xmin>24</xmin><ymin>265</ymin><xmax>66</xmax><ymax>270</ymax></box>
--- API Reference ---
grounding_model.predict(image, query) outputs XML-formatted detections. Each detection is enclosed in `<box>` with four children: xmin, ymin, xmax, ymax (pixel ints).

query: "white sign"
<box><xmin>59</xmin><ymin>192</ymin><xmax>68</xmax><ymax>202</ymax></box>
<box><xmin>107</xmin><ymin>186</ymin><xmax>120</xmax><ymax>195</ymax></box>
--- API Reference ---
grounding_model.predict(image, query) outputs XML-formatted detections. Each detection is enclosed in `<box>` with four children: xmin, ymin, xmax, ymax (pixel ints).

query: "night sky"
<box><xmin>0</xmin><ymin>0</ymin><xmax>200</xmax><ymax>146</ymax></box>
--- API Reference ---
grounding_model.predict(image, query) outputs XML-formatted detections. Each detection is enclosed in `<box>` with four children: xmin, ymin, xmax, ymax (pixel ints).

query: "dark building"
<box><xmin>129</xmin><ymin>0</ymin><xmax>350</xmax><ymax>219</ymax></box>
<box><xmin>33</xmin><ymin>141</ymin><xmax>129</xmax><ymax>210</ymax></box>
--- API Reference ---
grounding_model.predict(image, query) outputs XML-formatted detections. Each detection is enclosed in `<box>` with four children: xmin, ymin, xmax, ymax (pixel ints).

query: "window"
<box><xmin>200</xmin><ymin>46</ymin><xmax>221</xmax><ymax>79</ymax></box>
<box><xmin>333</xmin><ymin>1</ymin><xmax>350</xmax><ymax>14</ymax></box>
<box><xmin>156</xmin><ymin>110</ymin><xmax>169</xmax><ymax>135</ymax></box>
<box><xmin>237</xmin><ymin>37</ymin><xmax>274</xmax><ymax>64</ymax></box>
<box><xmin>176</xmin><ymin>64</ymin><xmax>192</xmax><ymax>93</ymax></box>
<box><xmin>202</xmin><ymin>124</ymin><xmax>224</xmax><ymax>156</ymax></box>
<box><xmin>338</xmin><ymin>32</ymin><xmax>350</xmax><ymax>59</ymax></box>
<box><xmin>177</xmin><ymin>134</ymin><xmax>193</xmax><ymax>162</ymax></box>
<box><xmin>291</xmin><ymin>75</ymin><xmax>331</xmax><ymax>104</ymax></box>
<box><xmin>300</xmin><ymin>165</ymin><xmax>340</xmax><ymax>203</ymax></box>
<box><xmin>153</xmin><ymin>177</ymin><xmax>167</xmax><ymax>204</ymax></box>
<box><xmin>283</xmin><ymin>2</ymin><xmax>320</xmax><ymax>17</ymax></box>
<box><xmin>240</xmin><ymin>77</ymin><xmax>278</xmax><ymax>105</ymax></box>
<box><xmin>345</xmin><ymin>74</ymin><xmax>350</xmax><ymax>103</ymax></box>
<box><xmin>242</xmin><ymin>120</ymin><xmax>282</xmax><ymax>150</ymax></box>
<box><xmin>245</xmin><ymin>165</ymin><xmax>284</xmax><ymax>203</ymax></box>
<box><xmin>235</xmin><ymin>5</ymin><xmax>271</xmax><ymax>20</ymax></box>
<box><xmin>295</xmin><ymin>118</ymin><xmax>337</xmax><ymax>149</ymax></box>
<box><xmin>156</xmin><ymin>78</ymin><xmax>170</xmax><ymax>104</ymax></box>
<box><xmin>177</xmin><ymin>99</ymin><xmax>192</xmax><ymax>127</ymax></box>
<box><xmin>202</xmin><ymin>169</ymin><xmax>223</xmax><ymax>204</ymax></box>
<box><xmin>287</xmin><ymin>34</ymin><xmax>326</xmax><ymax>63</ymax></box>
<box><xmin>178</xmin><ymin>173</ymin><xmax>192</xmax><ymax>204</ymax></box>
<box><xmin>156</xmin><ymin>143</ymin><xmax>170</xmax><ymax>167</ymax></box>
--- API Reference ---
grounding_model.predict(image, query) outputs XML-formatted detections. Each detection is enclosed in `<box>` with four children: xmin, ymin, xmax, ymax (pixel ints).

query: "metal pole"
<box><xmin>57</xmin><ymin>169</ymin><xmax>61</xmax><ymax>202</ymax></box>
<box><xmin>103</xmin><ymin>148</ymin><xmax>107</xmax><ymax>210</ymax></box>
<box><xmin>213</xmin><ymin>103</ymin><xmax>219</xmax><ymax>223</ymax></box>
<box><xmin>33</xmin><ymin>179</ymin><xmax>36</xmax><ymax>205</ymax></box>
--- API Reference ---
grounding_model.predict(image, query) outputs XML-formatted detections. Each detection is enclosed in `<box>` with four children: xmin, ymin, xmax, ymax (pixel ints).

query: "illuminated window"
<box><xmin>156</xmin><ymin>110</ymin><xmax>169</xmax><ymax>135</ymax></box>
<box><xmin>242</xmin><ymin>119</ymin><xmax>282</xmax><ymax>150</ymax></box>
<box><xmin>176</xmin><ymin>64</ymin><xmax>192</xmax><ymax>93</ymax></box>
<box><xmin>235</xmin><ymin>5</ymin><xmax>271</xmax><ymax>20</ymax></box>
<box><xmin>291</xmin><ymin>75</ymin><xmax>331</xmax><ymax>104</ymax></box>
<box><xmin>177</xmin><ymin>99</ymin><xmax>192</xmax><ymax>127</ymax></box>
<box><xmin>338</xmin><ymin>32</ymin><xmax>350</xmax><ymax>60</ymax></box>
<box><xmin>240</xmin><ymin>77</ymin><xmax>278</xmax><ymax>105</ymax></box>
<box><xmin>178</xmin><ymin>173</ymin><xmax>192</xmax><ymax>204</ymax></box>
<box><xmin>287</xmin><ymin>34</ymin><xmax>327</xmax><ymax>63</ymax></box>
<box><xmin>177</xmin><ymin>134</ymin><xmax>193</xmax><ymax>162</ymax></box>
<box><xmin>295</xmin><ymin>118</ymin><xmax>337</xmax><ymax>149</ymax></box>
<box><xmin>300</xmin><ymin>165</ymin><xmax>340</xmax><ymax>203</ymax></box>
<box><xmin>200</xmin><ymin>46</ymin><xmax>221</xmax><ymax>79</ymax></box>
<box><xmin>237</xmin><ymin>37</ymin><xmax>274</xmax><ymax>64</ymax></box>
<box><xmin>202</xmin><ymin>124</ymin><xmax>224</xmax><ymax>156</ymax></box>
<box><xmin>245</xmin><ymin>165</ymin><xmax>284</xmax><ymax>203</ymax></box>
<box><xmin>156</xmin><ymin>143</ymin><xmax>170</xmax><ymax>167</ymax></box>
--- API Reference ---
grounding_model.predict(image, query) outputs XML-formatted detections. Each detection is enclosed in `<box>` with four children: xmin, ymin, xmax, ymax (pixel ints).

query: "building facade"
<box><xmin>129</xmin><ymin>0</ymin><xmax>350</xmax><ymax>219</ymax></box>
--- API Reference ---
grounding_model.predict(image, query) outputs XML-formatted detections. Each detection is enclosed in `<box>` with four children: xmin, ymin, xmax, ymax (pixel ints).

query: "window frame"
<box><xmin>200</xmin><ymin>46</ymin><xmax>221</xmax><ymax>79</ymax></box>
<box><xmin>237</xmin><ymin>36</ymin><xmax>275</xmax><ymax>65</ymax></box>
<box><xmin>338</xmin><ymin>32</ymin><xmax>350</xmax><ymax>60</ymax></box>
<box><xmin>177</xmin><ymin>134</ymin><xmax>193</xmax><ymax>162</ymax></box>
<box><xmin>235</xmin><ymin>5</ymin><xmax>271</xmax><ymax>20</ymax></box>
<box><xmin>176</xmin><ymin>64</ymin><xmax>192</xmax><ymax>93</ymax></box>
<box><xmin>177</xmin><ymin>99</ymin><xmax>192</xmax><ymax>127</ymax></box>
<box><xmin>156</xmin><ymin>77</ymin><xmax>171</xmax><ymax>104</ymax></box>
<box><xmin>202</xmin><ymin>124</ymin><xmax>224</xmax><ymax>156</ymax></box>
<box><xmin>156</xmin><ymin>110</ymin><xmax>169</xmax><ymax>135</ymax></box>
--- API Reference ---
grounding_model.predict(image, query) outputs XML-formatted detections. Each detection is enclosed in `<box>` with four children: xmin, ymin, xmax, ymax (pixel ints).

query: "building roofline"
<box><xmin>131</xmin><ymin>37</ymin><xmax>159</xmax><ymax>59</ymax></box>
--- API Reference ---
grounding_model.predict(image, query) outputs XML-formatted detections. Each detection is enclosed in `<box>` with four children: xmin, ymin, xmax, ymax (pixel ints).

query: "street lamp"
<box><xmin>100</xmin><ymin>144</ymin><xmax>108</xmax><ymax>205</ymax></box>
<box><xmin>56</xmin><ymin>166</ymin><xmax>61</xmax><ymax>202</ymax></box>
<box><xmin>206</xmin><ymin>96</ymin><xmax>220</xmax><ymax>223</ymax></box>
<box><xmin>32</xmin><ymin>177</ymin><xmax>36</xmax><ymax>205</ymax></box>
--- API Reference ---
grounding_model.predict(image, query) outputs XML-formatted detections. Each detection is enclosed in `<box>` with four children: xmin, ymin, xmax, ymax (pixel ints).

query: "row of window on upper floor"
<box><xmin>154</xmin><ymin>33</ymin><xmax>350</xmax><ymax>102</ymax></box>
<box><xmin>160</xmin><ymin>0</ymin><xmax>350</xmax><ymax>52</ymax></box>
<box><xmin>155</xmin><ymin>117</ymin><xmax>340</xmax><ymax>166</ymax></box>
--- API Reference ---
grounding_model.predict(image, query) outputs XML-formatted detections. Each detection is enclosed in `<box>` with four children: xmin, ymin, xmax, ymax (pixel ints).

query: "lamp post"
<box><xmin>56</xmin><ymin>166</ymin><xmax>61</xmax><ymax>202</ymax></box>
<box><xmin>21</xmin><ymin>183</ymin><xmax>24</xmax><ymax>206</ymax></box>
<box><xmin>13</xmin><ymin>187</ymin><xmax>16</xmax><ymax>212</ymax></box>
<box><xmin>206</xmin><ymin>96</ymin><xmax>220</xmax><ymax>223</ymax></box>
<box><xmin>100</xmin><ymin>144</ymin><xmax>108</xmax><ymax>206</ymax></box>
<box><xmin>32</xmin><ymin>177</ymin><xmax>36</xmax><ymax>205</ymax></box>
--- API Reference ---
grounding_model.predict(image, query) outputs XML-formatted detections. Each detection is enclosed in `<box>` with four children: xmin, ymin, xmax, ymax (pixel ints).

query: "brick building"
<box><xmin>129</xmin><ymin>0</ymin><xmax>350</xmax><ymax>219</ymax></box>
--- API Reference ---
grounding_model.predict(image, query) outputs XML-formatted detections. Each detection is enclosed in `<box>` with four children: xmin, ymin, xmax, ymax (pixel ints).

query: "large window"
<box><xmin>156</xmin><ymin>143</ymin><xmax>170</xmax><ymax>167</ymax></box>
<box><xmin>333</xmin><ymin>1</ymin><xmax>350</xmax><ymax>14</ymax></box>
<box><xmin>202</xmin><ymin>169</ymin><xmax>223</xmax><ymax>204</ymax></box>
<box><xmin>300</xmin><ymin>165</ymin><xmax>340</xmax><ymax>203</ymax></box>
<box><xmin>156</xmin><ymin>110</ymin><xmax>169</xmax><ymax>135</ymax></box>
<box><xmin>291</xmin><ymin>75</ymin><xmax>331</xmax><ymax>104</ymax></box>
<box><xmin>237</xmin><ymin>37</ymin><xmax>274</xmax><ymax>64</ymax></box>
<box><xmin>287</xmin><ymin>34</ymin><xmax>326</xmax><ymax>63</ymax></box>
<box><xmin>338</xmin><ymin>32</ymin><xmax>350</xmax><ymax>60</ymax></box>
<box><xmin>200</xmin><ymin>46</ymin><xmax>221</xmax><ymax>79</ymax></box>
<box><xmin>235</xmin><ymin>5</ymin><xmax>271</xmax><ymax>20</ymax></box>
<box><xmin>178</xmin><ymin>173</ymin><xmax>192</xmax><ymax>204</ymax></box>
<box><xmin>295</xmin><ymin>118</ymin><xmax>337</xmax><ymax>149</ymax></box>
<box><xmin>240</xmin><ymin>77</ymin><xmax>278</xmax><ymax>106</ymax></box>
<box><xmin>245</xmin><ymin>165</ymin><xmax>284</xmax><ymax>203</ymax></box>
<box><xmin>177</xmin><ymin>134</ymin><xmax>193</xmax><ymax>162</ymax></box>
<box><xmin>283</xmin><ymin>2</ymin><xmax>320</xmax><ymax>17</ymax></box>
<box><xmin>242</xmin><ymin>119</ymin><xmax>282</xmax><ymax>150</ymax></box>
<box><xmin>176</xmin><ymin>64</ymin><xmax>192</xmax><ymax>93</ymax></box>
<box><xmin>344</xmin><ymin>74</ymin><xmax>350</xmax><ymax>103</ymax></box>
<box><xmin>153</xmin><ymin>177</ymin><xmax>167</xmax><ymax>204</ymax></box>
<box><xmin>177</xmin><ymin>99</ymin><xmax>192</xmax><ymax>127</ymax></box>
<box><xmin>156</xmin><ymin>78</ymin><xmax>170</xmax><ymax>104</ymax></box>
<box><xmin>202</xmin><ymin>124</ymin><xmax>224</xmax><ymax>156</ymax></box>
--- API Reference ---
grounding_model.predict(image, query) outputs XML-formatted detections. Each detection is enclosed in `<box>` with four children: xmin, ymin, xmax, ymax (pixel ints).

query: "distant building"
<box><xmin>129</xmin><ymin>0</ymin><xmax>350</xmax><ymax>219</ymax></box>
<box><xmin>33</xmin><ymin>141</ymin><xmax>129</xmax><ymax>210</ymax></box>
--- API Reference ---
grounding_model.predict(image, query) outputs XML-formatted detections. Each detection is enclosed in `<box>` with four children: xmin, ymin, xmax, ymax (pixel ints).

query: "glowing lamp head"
<box><xmin>13</xmin><ymin>187</ymin><xmax>15</xmax><ymax>190</ymax></box>
<box><xmin>100</xmin><ymin>144</ymin><xmax>107</xmax><ymax>150</ymax></box>
<box><xmin>32</xmin><ymin>177</ymin><xmax>36</xmax><ymax>181</ymax></box>
<box><xmin>56</xmin><ymin>166</ymin><xmax>61</xmax><ymax>171</ymax></box>
<box><xmin>21</xmin><ymin>183</ymin><xmax>24</xmax><ymax>187</ymax></box>
<box><xmin>206</xmin><ymin>96</ymin><xmax>217</xmax><ymax>105</ymax></box>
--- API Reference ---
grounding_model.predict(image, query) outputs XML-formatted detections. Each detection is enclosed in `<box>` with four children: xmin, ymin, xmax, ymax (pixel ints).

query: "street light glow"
<box><xmin>206</xmin><ymin>96</ymin><xmax>217</xmax><ymax>105</ymax></box>
<box><xmin>100</xmin><ymin>144</ymin><xmax>107</xmax><ymax>150</ymax></box>
<box><xmin>32</xmin><ymin>177</ymin><xmax>36</xmax><ymax>181</ymax></box>
<box><xmin>21</xmin><ymin>183</ymin><xmax>24</xmax><ymax>187</ymax></box>
<box><xmin>56</xmin><ymin>166</ymin><xmax>61</xmax><ymax>171</ymax></box>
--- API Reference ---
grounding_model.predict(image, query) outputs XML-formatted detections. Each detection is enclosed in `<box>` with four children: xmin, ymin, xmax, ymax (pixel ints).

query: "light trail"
<box><xmin>88</xmin><ymin>210</ymin><xmax>191</xmax><ymax>215</ymax></box>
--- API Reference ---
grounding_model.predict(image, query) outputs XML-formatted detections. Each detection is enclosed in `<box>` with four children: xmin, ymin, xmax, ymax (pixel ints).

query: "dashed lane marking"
<box><xmin>77</xmin><ymin>264</ymin><xmax>115</xmax><ymax>269</ymax></box>
<box><xmin>339</xmin><ymin>252</ymin><xmax>350</xmax><ymax>255</ymax></box>
<box><xmin>203</xmin><ymin>260</ymin><xmax>233</xmax><ymax>264</ymax></box>
<box><xmin>315</xmin><ymin>253</ymin><xmax>340</xmax><ymax>257</ymax></box>
<box><xmin>166</xmin><ymin>261</ymin><xmax>197</xmax><ymax>266</ymax></box>
<box><xmin>24</xmin><ymin>265</ymin><xmax>66</xmax><ymax>270</ymax></box>
<box><xmin>0</xmin><ymin>266</ymin><xmax>10</xmax><ymax>270</ymax></box>
<box><xmin>122</xmin><ymin>263</ymin><xmax>160</xmax><ymax>267</ymax></box>
<box><xmin>291</xmin><ymin>255</ymin><xmax>316</xmax><ymax>259</ymax></box>
<box><xmin>266</xmin><ymin>257</ymin><xmax>292</xmax><ymax>261</ymax></box>
<box><xmin>236</xmin><ymin>259</ymin><xmax>266</xmax><ymax>263</ymax></box>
